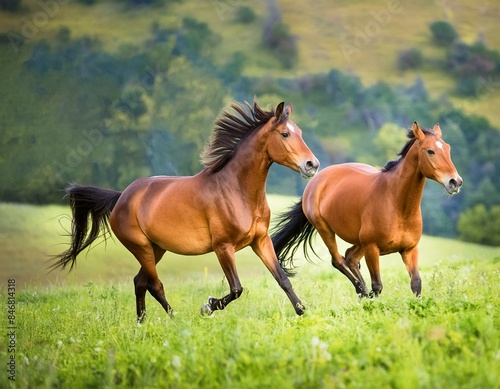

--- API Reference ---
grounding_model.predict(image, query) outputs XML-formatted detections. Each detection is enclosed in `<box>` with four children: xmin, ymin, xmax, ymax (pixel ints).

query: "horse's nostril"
<box><xmin>306</xmin><ymin>159</ymin><xmax>319</xmax><ymax>171</ymax></box>
<box><xmin>449</xmin><ymin>179</ymin><xmax>457</xmax><ymax>189</ymax></box>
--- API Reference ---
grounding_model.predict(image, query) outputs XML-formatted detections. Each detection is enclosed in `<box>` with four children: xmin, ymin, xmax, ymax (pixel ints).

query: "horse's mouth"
<box><xmin>300</xmin><ymin>168</ymin><xmax>317</xmax><ymax>179</ymax></box>
<box><xmin>446</xmin><ymin>186</ymin><xmax>461</xmax><ymax>195</ymax></box>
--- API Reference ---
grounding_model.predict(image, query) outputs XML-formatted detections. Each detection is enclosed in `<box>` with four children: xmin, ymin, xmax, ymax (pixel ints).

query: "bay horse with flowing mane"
<box><xmin>53</xmin><ymin>101</ymin><xmax>319</xmax><ymax>320</ymax></box>
<box><xmin>272</xmin><ymin>122</ymin><xmax>462</xmax><ymax>297</ymax></box>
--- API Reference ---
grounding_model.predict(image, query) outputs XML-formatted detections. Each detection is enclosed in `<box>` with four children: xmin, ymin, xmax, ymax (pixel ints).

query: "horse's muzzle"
<box><xmin>445</xmin><ymin>176</ymin><xmax>463</xmax><ymax>195</ymax></box>
<box><xmin>300</xmin><ymin>159</ymin><xmax>320</xmax><ymax>178</ymax></box>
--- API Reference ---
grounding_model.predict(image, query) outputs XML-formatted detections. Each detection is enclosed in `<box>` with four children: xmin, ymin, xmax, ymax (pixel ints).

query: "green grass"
<box><xmin>1</xmin><ymin>261</ymin><xmax>499</xmax><ymax>388</ymax></box>
<box><xmin>1</xmin><ymin>198</ymin><xmax>500</xmax><ymax>387</ymax></box>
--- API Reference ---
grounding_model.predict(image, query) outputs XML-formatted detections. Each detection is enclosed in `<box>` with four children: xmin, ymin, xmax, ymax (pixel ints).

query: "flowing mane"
<box><xmin>382</xmin><ymin>126</ymin><xmax>435</xmax><ymax>172</ymax></box>
<box><xmin>201</xmin><ymin>101</ymin><xmax>279</xmax><ymax>174</ymax></box>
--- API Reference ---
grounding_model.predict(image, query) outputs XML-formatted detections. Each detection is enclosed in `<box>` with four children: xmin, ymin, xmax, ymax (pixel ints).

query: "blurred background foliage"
<box><xmin>0</xmin><ymin>0</ymin><xmax>499</xmax><ymax>245</ymax></box>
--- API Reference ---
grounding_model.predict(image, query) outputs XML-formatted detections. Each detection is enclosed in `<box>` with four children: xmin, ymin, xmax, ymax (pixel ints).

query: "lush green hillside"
<box><xmin>2</xmin><ymin>0</ymin><xmax>499</xmax><ymax>124</ymax></box>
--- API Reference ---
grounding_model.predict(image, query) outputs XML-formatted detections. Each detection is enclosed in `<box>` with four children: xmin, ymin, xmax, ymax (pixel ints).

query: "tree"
<box><xmin>148</xmin><ymin>57</ymin><xmax>226</xmax><ymax>176</ymax></box>
<box><xmin>0</xmin><ymin>0</ymin><xmax>21</xmax><ymax>12</ymax></box>
<box><xmin>373</xmin><ymin>123</ymin><xmax>407</xmax><ymax>165</ymax></box>
<box><xmin>457</xmin><ymin>204</ymin><xmax>500</xmax><ymax>246</ymax></box>
<box><xmin>262</xmin><ymin>0</ymin><xmax>297</xmax><ymax>69</ymax></box>
<box><xmin>236</xmin><ymin>6</ymin><xmax>256</xmax><ymax>24</ymax></box>
<box><xmin>430</xmin><ymin>21</ymin><xmax>458</xmax><ymax>46</ymax></box>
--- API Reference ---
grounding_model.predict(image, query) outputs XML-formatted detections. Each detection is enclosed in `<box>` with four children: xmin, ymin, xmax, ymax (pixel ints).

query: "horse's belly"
<box><xmin>154</xmin><ymin>232</ymin><xmax>213</xmax><ymax>255</ymax></box>
<box><xmin>143</xmin><ymin>209</ymin><xmax>214</xmax><ymax>255</ymax></box>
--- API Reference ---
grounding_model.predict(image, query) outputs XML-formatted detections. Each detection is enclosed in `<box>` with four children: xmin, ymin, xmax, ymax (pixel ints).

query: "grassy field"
<box><xmin>1</xmin><ymin>198</ymin><xmax>500</xmax><ymax>388</ymax></box>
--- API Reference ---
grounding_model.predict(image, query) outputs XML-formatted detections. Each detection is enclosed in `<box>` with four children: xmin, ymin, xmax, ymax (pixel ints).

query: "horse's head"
<box><xmin>266</xmin><ymin>102</ymin><xmax>319</xmax><ymax>178</ymax></box>
<box><xmin>413</xmin><ymin>122</ymin><xmax>463</xmax><ymax>194</ymax></box>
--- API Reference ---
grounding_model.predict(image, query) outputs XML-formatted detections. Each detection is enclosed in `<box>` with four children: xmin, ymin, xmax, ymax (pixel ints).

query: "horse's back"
<box><xmin>303</xmin><ymin>163</ymin><xmax>381</xmax><ymax>244</ymax></box>
<box><xmin>305</xmin><ymin>163</ymin><xmax>379</xmax><ymax>201</ymax></box>
<box><xmin>110</xmin><ymin>175</ymin><xmax>215</xmax><ymax>254</ymax></box>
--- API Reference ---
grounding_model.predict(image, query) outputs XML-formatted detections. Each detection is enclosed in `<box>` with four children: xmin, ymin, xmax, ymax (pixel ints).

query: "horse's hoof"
<box><xmin>200</xmin><ymin>296</ymin><xmax>215</xmax><ymax>316</ymax></box>
<box><xmin>295</xmin><ymin>302</ymin><xmax>306</xmax><ymax>315</ymax></box>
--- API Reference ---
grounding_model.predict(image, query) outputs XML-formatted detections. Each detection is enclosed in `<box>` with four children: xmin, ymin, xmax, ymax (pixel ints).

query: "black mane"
<box><xmin>382</xmin><ymin>126</ymin><xmax>435</xmax><ymax>172</ymax></box>
<box><xmin>201</xmin><ymin>100</ymin><xmax>281</xmax><ymax>174</ymax></box>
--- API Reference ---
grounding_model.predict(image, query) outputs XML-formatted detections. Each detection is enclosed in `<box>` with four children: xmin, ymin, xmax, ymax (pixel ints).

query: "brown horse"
<box><xmin>272</xmin><ymin>122</ymin><xmax>462</xmax><ymax>297</ymax></box>
<box><xmin>53</xmin><ymin>101</ymin><xmax>319</xmax><ymax>320</ymax></box>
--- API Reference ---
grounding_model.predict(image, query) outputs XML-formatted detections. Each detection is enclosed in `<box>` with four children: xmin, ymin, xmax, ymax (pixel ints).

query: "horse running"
<box><xmin>272</xmin><ymin>122</ymin><xmax>462</xmax><ymax>297</ymax></box>
<box><xmin>53</xmin><ymin>101</ymin><xmax>319</xmax><ymax>320</ymax></box>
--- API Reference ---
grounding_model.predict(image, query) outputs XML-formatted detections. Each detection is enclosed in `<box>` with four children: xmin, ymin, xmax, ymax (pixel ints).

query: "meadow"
<box><xmin>1</xmin><ymin>197</ymin><xmax>500</xmax><ymax>388</ymax></box>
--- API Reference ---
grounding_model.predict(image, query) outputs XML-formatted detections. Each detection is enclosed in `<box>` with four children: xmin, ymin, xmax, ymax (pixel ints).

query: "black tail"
<box><xmin>51</xmin><ymin>184</ymin><xmax>122</xmax><ymax>271</ymax></box>
<box><xmin>270</xmin><ymin>198</ymin><xmax>318</xmax><ymax>276</ymax></box>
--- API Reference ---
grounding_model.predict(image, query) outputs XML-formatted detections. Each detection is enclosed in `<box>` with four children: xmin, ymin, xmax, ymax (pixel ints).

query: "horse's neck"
<box><xmin>218</xmin><ymin>134</ymin><xmax>271</xmax><ymax>202</ymax></box>
<box><xmin>384</xmin><ymin>150</ymin><xmax>426</xmax><ymax>216</ymax></box>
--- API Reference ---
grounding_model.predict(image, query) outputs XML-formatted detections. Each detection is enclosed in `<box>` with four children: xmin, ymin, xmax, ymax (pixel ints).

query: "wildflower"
<box><xmin>311</xmin><ymin>336</ymin><xmax>332</xmax><ymax>361</ymax></box>
<box><xmin>172</xmin><ymin>355</ymin><xmax>182</xmax><ymax>368</ymax></box>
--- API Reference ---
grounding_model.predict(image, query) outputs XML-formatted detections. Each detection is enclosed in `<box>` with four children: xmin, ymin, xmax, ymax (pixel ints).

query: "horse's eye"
<box><xmin>427</xmin><ymin>150</ymin><xmax>435</xmax><ymax>155</ymax></box>
<box><xmin>281</xmin><ymin>132</ymin><xmax>290</xmax><ymax>138</ymax></box>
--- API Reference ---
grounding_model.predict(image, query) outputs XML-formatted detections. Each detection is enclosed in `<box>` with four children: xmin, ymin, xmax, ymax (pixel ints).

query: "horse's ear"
<box><xmin>284</xmin><ymin>103</ymin><xmax>292</xmax><ymax>116</ymax></box>
<box><xmin>433</xmin><ymin>123</ymin><xmax>442</xmax><ymax>137</ymax></box>
<box><xmin>412</xmin><ymin>122</ymin><xmax>426</xmax><ymax>141</ymax></box>
<box><xmin>275</xmin><ymin>102</ymin><xmax>285</xmax><ymax>120</ymax></box>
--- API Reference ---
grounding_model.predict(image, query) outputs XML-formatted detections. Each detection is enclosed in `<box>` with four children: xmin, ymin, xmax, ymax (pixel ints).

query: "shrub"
<box><xmin>397</xmin><ymin>48</ymin><xmax>423</xmax><ymax>70</ymax></box>
<box><xmin>0</xmin><ymin>0</ymin><xmax>21</xmax><ymax>12</ymax></box>
<box><xmin>236</xmin><ymin>6</ymin><xmax>256</xmax><ymax>24</ymax></box>
<box><xmin>430</xmin><ymin>21</ymin><xmax>458</xmax><ymax>46</ymax></box>
<box><xmin>262</xmin><ymin>1</ymin><xmax>297</xmax><ymax>69</ymax></box>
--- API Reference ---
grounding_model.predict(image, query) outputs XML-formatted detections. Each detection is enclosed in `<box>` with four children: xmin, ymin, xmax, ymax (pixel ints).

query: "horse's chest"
<box><xmin>378</xmin><ymin>222</ymin><xmax>421</xmax><ymax>254</ymax></box>
<box><xmin>223</xmin><ymin>207</ymin><xmax>267</xmax><ymax>245</ymax></box>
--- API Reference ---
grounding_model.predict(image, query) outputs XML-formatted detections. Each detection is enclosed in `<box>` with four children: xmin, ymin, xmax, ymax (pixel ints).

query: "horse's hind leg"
<box><xmin>201</xmin><ymin>243</ymin><xmax>243</xmax><ymax>315</ymax></box>
<box><xmin>128</xmin><ymin>243</ymin><xmax>172</xmax><ymax>320</ymax></box>
<box><xmin>314</xmin><ymin>221</ymin><xmax>368</xmax><ymax>296</ymax></box>
<box><xmin>134</xmin><ymin>267</ymin><xmax>148</xmax><ymax>322</ymax></box>
<box><xmin>345</xmin><ymin>245</ymin><xmax>366</xmax><ymax>290</ymax></box>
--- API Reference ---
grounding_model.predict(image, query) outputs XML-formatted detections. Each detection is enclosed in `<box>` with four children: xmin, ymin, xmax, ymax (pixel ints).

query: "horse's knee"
<box><xmin>134</xmin><ymin>274</ymin><xmax>147</xmax><ymax>295</ymax></box>
<box><xmin>331</xmin><ymin>255</ymin><xmax>346</xmax><ymax>269</ymax></box>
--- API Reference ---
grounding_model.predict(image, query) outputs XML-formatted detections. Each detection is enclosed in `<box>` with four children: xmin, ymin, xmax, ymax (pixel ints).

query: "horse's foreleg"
<box><xmin>401</xmin><ymin>247</ymin><xmax>421</xmax><ymax>297</ymax></box>
<box><xmin>252</xmin><ymin>236</ymin><xmax>305</xmax><ymax>315</ymax></box>
<box><xmin>201</xmin><ymin>244</ymin><xmax>243</xmax><ymax>315</ymax></box>
<box><xmin>364</xmin><ymin>244</ymin><xmax>383</xmax><ymax>297</ymax></box>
